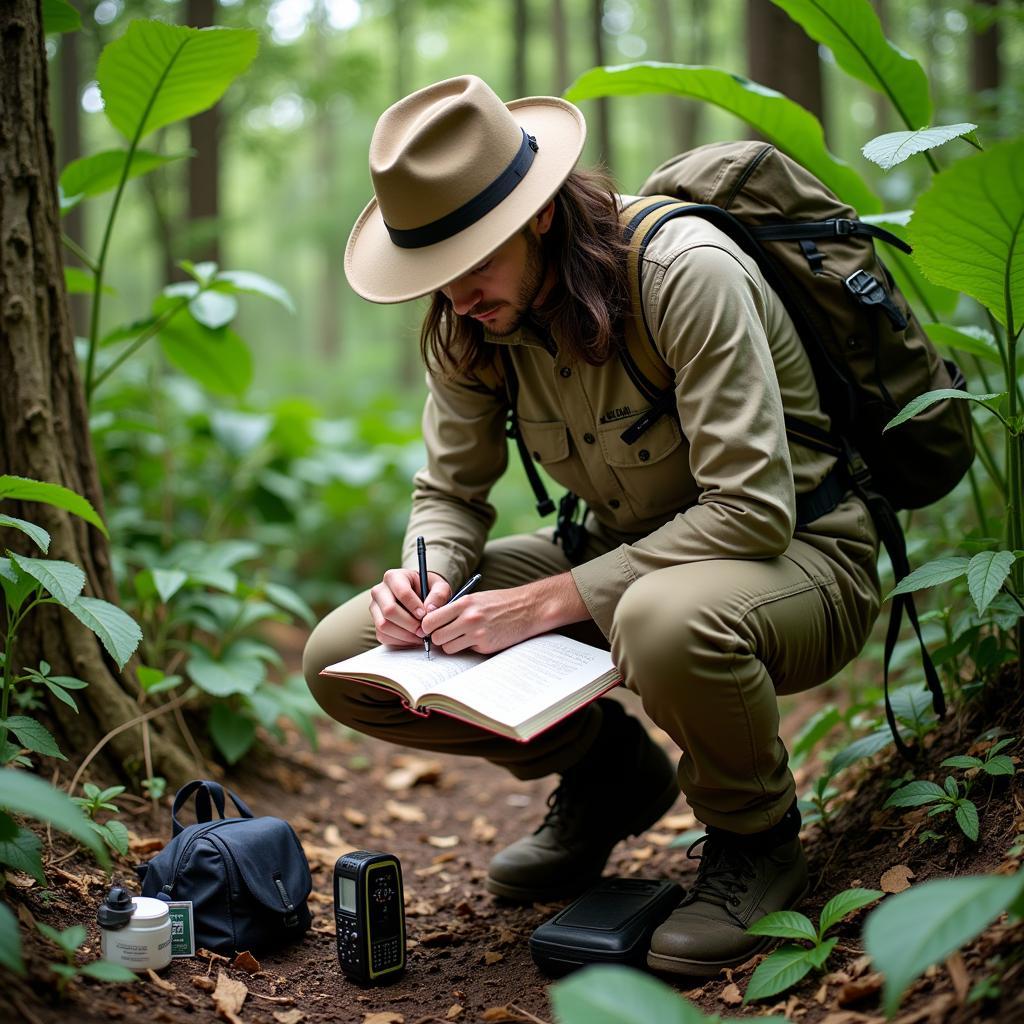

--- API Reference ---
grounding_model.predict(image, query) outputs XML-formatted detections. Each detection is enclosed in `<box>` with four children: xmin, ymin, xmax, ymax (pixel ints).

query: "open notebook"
<box><xmin>320</xmin><ymin>633</ymin><xmax>620</xmax><ymax>742</ymax></box>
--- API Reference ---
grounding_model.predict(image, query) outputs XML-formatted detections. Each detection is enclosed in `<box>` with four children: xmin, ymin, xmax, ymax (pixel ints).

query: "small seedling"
<box><xmin>798</xmin><ymin>774</ymin><xmax>840</xmax><ymax>829</ymax></box>
<box><xmin>71</xmin><ymin>784</ymin><xmax>130</xmax><ymax>856</ymax></box>
<box><xmin>35</xmin><ymin>922</ymin><xmax>136</xmax><ymax>993</ymax></box>
<box><xmin>941</xmin><ymin>737</ymin><xmax>1017</xmax><ymax>778</ymax></box>
<box><xmin>743</xmin><ymin>887</ymin><xmax>883</xmax><ymax>1002</ymax></box>
<box><xmin>884</xmin><ymin>776</ymin><xmax>979</xmax><ymax>840</ymax></box>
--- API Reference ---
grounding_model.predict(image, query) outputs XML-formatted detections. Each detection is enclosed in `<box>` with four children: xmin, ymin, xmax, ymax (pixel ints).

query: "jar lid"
<box><xmin>130</xmin><ymin>896</ymin><xmax>171</xmax><ymax>922</ymax></box>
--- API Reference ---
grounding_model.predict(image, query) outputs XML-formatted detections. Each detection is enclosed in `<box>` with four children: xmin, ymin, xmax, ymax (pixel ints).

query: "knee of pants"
<box><xmin>610</xmin><ymin>567</ymin><xmax>736</xmax><ymax>709</ymax></box>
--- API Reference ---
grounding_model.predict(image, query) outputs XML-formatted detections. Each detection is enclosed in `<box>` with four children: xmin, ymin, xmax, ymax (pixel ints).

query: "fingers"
<box><xmin>425</xmin><ymin>598</ymin><xmax>484</xmax><ymax>653</ymax></box>
<box><xmin>370</xmin><ymin>569</ymin><xmax>427</xmax><ymax>646</ymax></box>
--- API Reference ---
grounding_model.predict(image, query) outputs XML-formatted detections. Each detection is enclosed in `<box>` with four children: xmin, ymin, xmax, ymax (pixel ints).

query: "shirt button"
<box><xmin>559</xmin><ymin>367</ymin><xmax>571</xmax><ymax>378</ymax></box>
<box><xmin>638</xmin><ymin>449</ymin><xmax>650</xmax><ymax>462</ymax></box>
<box><xmin>609</xmin><ymin>499</ymin><xmax>620</xmax><ymax>509</ymax></box>
<box><xmin>583</xmin><ymin>432</ymin><xmax>595</xmax><ymax>444</ymax></box>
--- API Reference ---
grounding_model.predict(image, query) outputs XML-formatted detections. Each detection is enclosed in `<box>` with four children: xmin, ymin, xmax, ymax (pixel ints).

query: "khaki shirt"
<box><xmin>402</xmin><ymin>204</ymin><xmax>838</xmax><ymax>635</ymax></box>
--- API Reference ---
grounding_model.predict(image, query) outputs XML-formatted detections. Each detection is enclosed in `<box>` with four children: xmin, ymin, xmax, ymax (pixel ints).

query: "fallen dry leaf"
<box><xmin>213</xmin><ymin>969</ymin><xmax>248</xmax><ymax>1024</ymax></box>
<box><xmin>837</xmin><ymin>974</ymin><xmax>884</xmax><ymax>1007</ymax></box>
<box><xmin>129</xmin><ymin>835</ymin><xmax>166</xmax><ymax>855</ymax></box>
<box><xmin>946</xmin><ymin>952</ymin><xmax>969</xmax><ymax>1004</ymax></box>
<box><xmin>663</xmin><ymin>812</ymin><xmax>697</xmax><ymax>830</ymax></box>
<box><xmin>880</xmin><ymin>864</ymin><xmax>915</xmax><ymax>894</ymax></box>
<box><xmin>146</xmin><ymin>968</ymin><xmax>176</xmax><ymax>993</ymax></box>
<box><xmin>480</xmin><ymin>1009</ymin><xmax>521</xmax><ymax>1022</ymax></box>
<box><xmin>446</xmin><ymin>1005</ymin><xmax>465</xmax><ymax>1020</ymax></box>
<box><xmin>231</xmin><ymin>950</ymin><xmax>261</xmax><ymax>975</ymax></box>
<box><xmin>192</xmin><ymin>976</ymin><xmax>216</xmax><ymax>992</ymax></box>
<box><xmin>646</xmin><ymin>831</ymin><xmax>674</xmax><ymax>846</ymax></box>
<box><xmin>820</xmin><ymin>1013</ymin><xmax>882</xmax><ymax>1024</ymax></box>
<box><xmin>385</xmin><ymin>755</ymin><xmax>442</xmax><ymax>791</ymax></box>
<box><xmin>483</xmin><ymin>951</ymin><xmax>503</xmax><ymax>965</ymax></box>
<box><xmin>344</xmin><ymin>808</ymin><xmax>368</xmax><ymax>827</ymax></box>
<box><xmin>720</xmin><ymin>983</ymin><xmax>743</xmax><ymax>1005</ymax></box>
<box><xmin>406</xmin><ymin>900</ymin><xmax>437</xmax><ymax>917</ymax></box>
<box><xmin>631</xmin><ymin>846</ymin><xmax>654</xmax><ymax>861</ymax></box>
<box><xmin>427</xmin><ymin>835</ymin><xmax>460</xmax><ymax>848</ymax></box>
<box><xmin>362</xmin><ymin>1013</ymin><xmax>404</xmax><ymax>1024</ymax></box>
<box><xmin>16</xmin><ymin>903</ymin><xmax>35</xmax><ymax>929</ymax></box>
<box><xmin>386</xmin><ymin>799</ymin><xmax>426</xmax><ymax>824</ymax></box>
<box><xmin>471</xmin><ymin>816</ymin><xmax>497</xmax><ymax>843</ymax></box>
<box><xmin>419</xmin><ymin>930</ymin><xmax>455</xmax><ymax>947</ymax></box>
<box><xmin>273</xmin><ymin>1012</ymin><xmax>304</xmax><ymax>1024</ymax></box>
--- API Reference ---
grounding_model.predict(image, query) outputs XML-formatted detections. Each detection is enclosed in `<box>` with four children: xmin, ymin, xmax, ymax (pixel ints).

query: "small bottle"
<box><xmin>97</xmin><ymin>886</ymin><xmax>173</xmax><ymax>971</ymax></box>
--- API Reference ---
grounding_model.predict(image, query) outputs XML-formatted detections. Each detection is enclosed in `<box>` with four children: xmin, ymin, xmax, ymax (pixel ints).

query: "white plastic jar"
<box><xmin>98</xmin><ymin>893</ymin><xmax>173</xmax><ymax>971</ymax></box>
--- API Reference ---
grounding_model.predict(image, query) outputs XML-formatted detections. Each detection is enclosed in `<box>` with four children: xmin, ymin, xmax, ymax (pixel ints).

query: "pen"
<box><xmin>416</xmin><ymin>536</ymin><xmax>430</xmax><ymax>659</ymax></box>
<box><xmin>446</xmin><ymin>573</ymin><xmax>482</xmax><ymax>605</ymax></box>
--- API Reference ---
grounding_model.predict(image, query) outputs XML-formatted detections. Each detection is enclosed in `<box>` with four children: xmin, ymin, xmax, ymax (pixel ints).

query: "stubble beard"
<box><xmin>475</xmin><ymin>230</ymin><xmax>547</xmax><ymax>338</ymax></box>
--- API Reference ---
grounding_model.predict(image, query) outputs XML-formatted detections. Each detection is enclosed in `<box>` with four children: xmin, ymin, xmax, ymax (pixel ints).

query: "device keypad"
<box><xmin>336</xmin><ymin>916</ymin><xmax>362</xmax><ymax>968</ymax></box>
<box><xmin>371</xmin><ymin>938</ymin><xmax>401</xmax><ymax>972</ymax></box>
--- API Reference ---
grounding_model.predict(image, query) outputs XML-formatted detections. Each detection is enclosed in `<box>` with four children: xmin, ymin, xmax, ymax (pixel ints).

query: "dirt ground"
<box><xmin>2</xmin><ymin>665</ymin><xmax>1023</xmax><ymax>1024</ymax></box>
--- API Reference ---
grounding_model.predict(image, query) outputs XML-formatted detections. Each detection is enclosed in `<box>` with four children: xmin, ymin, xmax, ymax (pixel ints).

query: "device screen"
<box><xmin>368</xmin><ymin>864</ymin><xmax>400</xmax><ymax>938</ymax></box>
<box><xmin>337</xmin><ymin>875</ymin><xmax>356</xmax><ymax>914</ymax></box>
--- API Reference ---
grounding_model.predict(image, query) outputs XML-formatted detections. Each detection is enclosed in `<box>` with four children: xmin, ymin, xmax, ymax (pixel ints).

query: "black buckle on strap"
<box><xmin>844</xmin><ymin>270</ymin><xmax>909</xmax><ymax>331</ymax></box>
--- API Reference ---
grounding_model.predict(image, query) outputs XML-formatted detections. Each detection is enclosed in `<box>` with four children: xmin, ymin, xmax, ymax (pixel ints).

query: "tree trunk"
<box><xmin>551</xmin><ymin>0</ymin><xmax>569</xmax><ymax>95</ymax></box>
<box><xmin>654</xmin><ymin>0</ymin><xmax>708</xmax><ymax>154</ymax></box>
<box><xmin>186</xmin><ymin>0</ymin><xmax>220</xmax><ymax>266</ymax></box>
<box><xmin>512</xmin><ymin>0</ymin><xmax>529</xmax><ymax>98</ymax></box>
<box><xmin>871</xmin><ymin>0</ymin><xmax>891</xmax><ymax>134</ymax></box>
<box><xmin>746</xmin><ymin>0</ymin><xmax>824</xmax><ymax>123</ymax></box>
<box><xmin>589</xmin><ymin>0</ymin><xmax>613</xmax><ymax>170</ymax></box>
<box><xmin>0</xmin><ymin>0</ymin><xmax>193</xmax><ymax>783</ymax></box>
<box><xmin>971</xmin><ymin>0</ymin><xmax>1001</xmax><ymax>129</ymax></box>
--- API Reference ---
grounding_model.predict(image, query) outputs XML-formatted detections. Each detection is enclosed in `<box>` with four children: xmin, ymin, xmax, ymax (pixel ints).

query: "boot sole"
<box><xmin>484</xmin><ymin>774</ymin><xmax>680</xmax><ymax>903</ymax></box>
<box><xmin>645</xmin><ymin>882</ymin><xmax>811</xmax><ymax>978</ymax></box>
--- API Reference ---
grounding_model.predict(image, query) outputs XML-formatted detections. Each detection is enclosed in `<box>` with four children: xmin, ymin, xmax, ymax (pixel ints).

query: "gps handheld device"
<box><xmin>334</xmin><ymin>851</ymin><xmax>406</xmax><ymax>984</ymax></box>
<box><xmin>529</xmin><ymin>877</ymin><xmax>682</xmax><ymax>976</ymax></box>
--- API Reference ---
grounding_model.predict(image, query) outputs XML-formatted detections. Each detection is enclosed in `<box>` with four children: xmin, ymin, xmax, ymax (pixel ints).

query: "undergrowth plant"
<box><xmin>35</xmin><ymin>923</ymin><xmax>135</xmax><ymax>992</ymax></box>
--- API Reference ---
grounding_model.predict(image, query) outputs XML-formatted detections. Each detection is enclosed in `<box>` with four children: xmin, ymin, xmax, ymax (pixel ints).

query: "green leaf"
<box><xmin>806</xmin><ymin>935</ymin><xmax>838</xmax><ymax>968</ymax></box>
<box><xmin>43</xmin><ymin>0</ymin><xmax>81</xmax><ymax>34</ymax></box>
<box><xmin>819</xmin><ymin>888</ymin><xmax>884</xmax><ymax>936</ymax></box>
<box><xmin>864</xmin><ymin>875</ymin><xmax>1023</xmax><ymax>1015</ymax></box>
<box><xmin>887</xmin><ymin>557</ymin><xmax>970</xmax><ymax>600</ymax></box>
<box><xmin>941</xmin><ymin>755</ymin><xmax>983</xmax><ymax>770</ymax></box>
<box><xmin>884</xmin><ymin>780</ymin><xmax>945</xmax><ymax>808</ymax></box>
<box><xmin>908</xmin><ymin>138</ymin><xmax>1024</xmax><ymax>331</ymax></box>
<box><xmin>1</xmin><ymin>717</ymin><xmax>65</xmax><ymax>760</ymax></box>
<box><xmin>189</xmin><ymin>291</ymin><xmax>238</xmax><ymax>329</ymax></box>
<box><xmin>743</xmin><ymin>944</ymin><xmax>817</xmax><ymax>1002</ymax></box>
<box><xmin>97</xmin><ymin>22</ymin><xmax>259</xmax><ymax>141</ymax></box>
<box><xmin>215</xmin><ymin>270</ymin><xmax>296</xmax><ymax>314</ymax></box>
<box><xmin>59</xmin><ymin>149</ymin><xmax>190</xmax><ymax>211</ymax></box>
<box><xmin>188</xmin><ymin>650</ymin><xmax>264</xmax><ymax>698</ymax></box>
<box><xmin>943</xmin><ymin>776</ymin><xmax>960</xmax><ymax>798</ymax></box>
<box><xmin>78</xmin><ymin>959</ymin><xmax>138</xmax><ymax>983</ymax></box>
<box><xmin>158</xmin><ymin>311</ymin><xmax>252</xmax><ymax>397</ymax></box>
<box><xmin>885</xmin><ymin>389</ymin><xmax>1004</xmax><ymax>432</ymax></box>
<box><xmin>0</xmin><ymin>561</ymin><xmax>39</xmax><ymax>617</ymax></box>
<box><xmin>768</xmin><ymin>0</ymin><xmax>931</xmax><ymax>128</ymax></box>
<box><xmin>8</xmin><ymin>554</ymin><xmax>85</xmax><ymax>607</ymax></box>
<box><xmin>955</xmin><ymin>801</ymin><xmax>980</xmax><ymax>841</ymax></box>
<box><xmin>862</xmin><ymin>124</ymin><xmax>978</xmax><ymax>170</ymax></box>
<box><xmin>96</xmin><ymin>819</ymin><xmax>130</xmax><ymax>856</ymax></box>
<box><xmin>923</xmin><ymin>324</ymin><xmax>1001</xmax><ymax>366</ymax></box>
<box><xmin>967</xmin><ymin>551</ymin><xmax>1017</xmax><ymax>617</ymax></box>
<box><xmin>746</xmin><ymin>910</ymin><xmax>817</xmax><ymax>942</ymax></box>
<box><xmin>65</xmin><ymin>597</ymin><xmax>142</xmax><ymax>671</ymax></box>
<box><xmin>151</xmin><ymin>568</ymin><xmax>188</xmax><ymax>604</ymax></box>
<box><xmin>0</xmin><ymin>477</ymin><xmax>107</xmax><ymax>537</ymax></box>
<box><xmin>829</xmin><ymin>727</ymin><xmax>893</xmax><ymax>773</ymax></box>
<box><xmin>565</xmin><ymin>63</ymin><xmax>879</xmax><ymax>214</ymax></box>
<box><xmin>208</xmin><ymin>705</ymin><xmax>257</xmax><ymax>765</ymax></box>
<box><xmin>0</xmin><ymin>514</ymin><xmax>50</xmax><ymax>553</ymax></box>
<box><xmin>0</xmin><ymin>901</ymin><xmax>25</xmax><ymax>976</ymax></box>
<box><xmin>37</xmin><ymin>922</ymin><xmax>86</xmax><ymax>956</ymax></box>
<box><xmin>982</xmin><ymin>755</ymin><xmax>1015</xmax><ymax>777</ymax></box>
<box><xmin>261</xmin><ymin>582</ymin><xmax>316</xmax><ymax>627</ymax></box>
<box><xmin>861</xmin><ymin>222</ymin><xmax>959</xmax><ymax>318</ymax></box>
<box><xmin>551</xmin><ymin>964</ymin><xmax>722</xmax><ymax>1023</ymax></box>
<box><xmin>0</xmin><ymin>827</ymin><xmax>46</xmax><ymax>886</ymax></box>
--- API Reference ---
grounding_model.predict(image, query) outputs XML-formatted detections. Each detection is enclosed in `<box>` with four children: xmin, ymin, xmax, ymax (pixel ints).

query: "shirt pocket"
<box><xmin>597</xmin><ymin>412</ymin><xmax>691</xmax><ymax>516</ymax></box>
<box><xmin>517</xmin><ymin>417</ymin><xmax>592</xmax><ymax>500</ymax></box>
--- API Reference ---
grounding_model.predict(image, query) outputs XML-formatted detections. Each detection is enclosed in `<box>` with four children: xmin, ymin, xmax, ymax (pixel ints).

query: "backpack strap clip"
<box><xmin>844</xmin><ymin>269</ymin><xmax>908</xmax><ymax>331</ymax></box>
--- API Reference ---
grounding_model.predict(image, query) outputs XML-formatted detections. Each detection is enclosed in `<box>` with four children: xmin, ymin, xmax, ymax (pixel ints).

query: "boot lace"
<box><xmin>682</xmin><ymin>834</ymin><xmax>758</xmax><ymax>920</ymax></box>
<box><xmin>535</xmin><ymin>773</ymin><xmax>587</xmax><ymax>836</ymax></box>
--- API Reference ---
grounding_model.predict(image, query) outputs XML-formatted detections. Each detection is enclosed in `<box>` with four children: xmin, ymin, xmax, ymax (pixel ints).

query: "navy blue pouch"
<box><xmin>137</xmin><ymin>780</ymin><xmax>312</xmax><ymax>956</ymax></box>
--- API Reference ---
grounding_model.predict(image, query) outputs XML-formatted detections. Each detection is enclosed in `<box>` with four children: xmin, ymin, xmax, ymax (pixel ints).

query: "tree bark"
<box><xmin>186</xmin><ymin>0</ymin><xmax>221</xmax><ymax>266</ymax></box>
<box><xmin>746</xmin><ymin>0</ymin><xmax>824</xmax><ymax>123</ymax></box>
<box><xmin>971</xmin><ymin>0</ymin><xmax>1001</xmax><ymax>129</ymax></box>
<box><xmin>0</xmin><ymin>0</ymin><xmax>192</xmax><ymax>783</ymax></box>
<box><xmin>551</xmin><ymin>0</ymin><xmax>569</xmax><ymax>95</ymax></box>
<box><xmin>589</xmin><ymin>0</ymin><xmax>613</xmax><ymax>170</ymax></box>
<box><xmin>512</xmin><ymin>0</ymin><xmax>529</xmax><ymax>98</ymax></box>
<box><xmin>654</xmin><ymin>0</ymin><xmax>708</xmax><ymax>153</ymax></box>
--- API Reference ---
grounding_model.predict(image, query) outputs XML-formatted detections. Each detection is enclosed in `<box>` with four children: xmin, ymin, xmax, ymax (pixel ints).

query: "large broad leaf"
<box><xmin>967</xmin><ymin>550</ymin><xmax>1017</xmax><ymax>616</ymax></box>
<box><xmin>864</xmin><ymin>874</ymin><xmax>1024</xmax><ymax>1016</ymax></box>
<box><xmin>887</xmin><ymin>557</ymin><xmax>969</xmax><ymax>599</ymax></box>
<box><xmin>922</xmin><ymin>323</ymin><xmax>1001</xmax><ymax>367</ymax></box>
<box><xmin>908</xmin><ymin>138</ymin><xmax>1024</xmax><ymax>331</ymax></box>
<box><xmin>829</xmin><ymin>727</ymin><xmax>893</xmax><ymax>773</ymax></box>
<box><xmin>188</xmin><ymin>649</ymin><xmax>264</xmax><ymax>698</ymax></box>
<box><xmin>1</xmin><ymin>716</ymin><xmax>65</xmax><ymax>760</ymax></box>
<box><xmin>158</xmin><ymin>310</ymin><xmax>252</xmax><ymax>397</ymax></box>
<box><xmin>209</xmin><ymin>705</ymin><xmax>257</xmax><ymax>765</ymax></box>
<box><xmin>955</xmin><ymin>800</ymin><xmax>980</xmax><ymax>841</ymax></box>
<box><xmin>743</xmin><ymin>944</ymin><xmax>818</xmax><ymax>1002</ymax></box>
<box><xmin>551</xmin><ymin>964</ymin><xmax>743</xmax><ymax>1023</ymax></box>
<box><xmin>66</xmin><ymin>596</ymin><xmax>142</xmax><ymax>670</ymax></box>
<box><xmin>216</xmin><ymin>271</ymin><xmax>296</xmax><ymax>314</ymax></box>
<box><xmin>885</xmin><ymin>389</ymin><xmax>1003</xmax><ymax>431</ymax></box>
<box><xmin>769</xmin><ymin>0</ymin><xmax>931</xmax><ymax>128</ymax></box>
<box><xmin>0</xmin><ymin>515</ymin><xmax>50</xmax><ymax>553</ymax></box>
<box><xmin>0</xmin><ymin>827</ymin><xmax>46</xmax><ymax>886</ymax></box>
<box><xmin>0</xmin><ymin>477</ymin><xmax>107</xmax><ymax>536</ymax></box>
<box><xmin>862</xmin><ymin>124</ymin><xmax>978</xmax><ymax>171</ymax></box>
<box><xmin>818</xmin><ymin>888</ymin><xmax>884</xmax><ymax>936</ymax></box>
<box><xmin>884</xmin><ymin>780</ymin><xmax>945</xmax><ymax>808</ymax></box>
<box><xmin>97</xmin><ymin>21</ymin><xmax>258</xmax><ymax>142</ymax></box>
<box><xmin>565</xmin><ymin>63</ymin><xmax>879</xmax><ymax>214</ymax></box>
<box><xmin>8</xmin><ymin>554</ymin><xmax>85</xmax><ymax>607</ymax></box>
<box><xmin>60</xmin><ymin>148</ymin><xmax>190</xmax><ymax>212</ymax></box>
<box><xmin>746</xmin><ymin>910</ymin><xmax>817</xmax><ymax>942</ymax></box>
<box><xmin>0</xmin><ymin>901</ymin><xmax>24</xmax><ymax>976</ymax></box>
<box><xmin>43</xmin><ymin>0</ymin><xmax>80</xmax><ymax>34</ymax></box>
<box><xmin>0</xmin><ymin>769</ymin><xmax>107</xmax><ymax>865</ymax></box>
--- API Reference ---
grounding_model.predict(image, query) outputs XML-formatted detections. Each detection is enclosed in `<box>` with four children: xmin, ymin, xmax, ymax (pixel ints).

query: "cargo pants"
<box><xmin>303</xmin><ymin>495</ymin><xmax>881</xmax><ymax>834</ymax></box>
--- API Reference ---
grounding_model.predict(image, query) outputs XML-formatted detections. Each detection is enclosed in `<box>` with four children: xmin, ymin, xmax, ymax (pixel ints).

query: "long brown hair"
<box><xmin>419</xmin><ymin>167</ymin><xmax>630</xmax><ymax>380</ymax></box>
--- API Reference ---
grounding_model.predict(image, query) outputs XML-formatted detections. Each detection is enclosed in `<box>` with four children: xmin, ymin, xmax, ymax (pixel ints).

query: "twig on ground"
<box><xmin>509</xmin><ymin>1004</ymin><xmax>551</xmax><ymax>1024</ymax></box>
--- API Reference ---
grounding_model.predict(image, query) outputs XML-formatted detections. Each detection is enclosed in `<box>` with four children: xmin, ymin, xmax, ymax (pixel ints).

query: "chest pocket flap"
<box><xmin>518</xmin><ymin>418</ymin><xmax>571</xmax><ymax>465</ymax></box>
<box><xmin>597</xmin><ymin>413</ymin><xmax>683</xmax><ymax>467</ymax></box>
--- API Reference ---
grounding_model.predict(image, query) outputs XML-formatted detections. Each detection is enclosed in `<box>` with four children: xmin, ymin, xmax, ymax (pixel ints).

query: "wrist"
<box><xmin>527</xmin><ymin>573</ymin><xmax>590</xmax><ymax>632</ymax></box>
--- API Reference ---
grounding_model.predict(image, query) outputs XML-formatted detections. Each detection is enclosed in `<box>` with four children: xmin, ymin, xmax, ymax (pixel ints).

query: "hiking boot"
<box><xmin>647</xmin><ymin>817</ymin><xmax>809</xmax><ymax>977</ymax></box>
<box><xmin>485</xmin><ymin>700</ymin><xmax>679</xmax><ymax>902</ymax></box>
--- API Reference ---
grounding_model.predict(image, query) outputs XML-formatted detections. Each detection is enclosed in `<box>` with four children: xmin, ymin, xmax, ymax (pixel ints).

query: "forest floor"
<box><xmin>1</xmin><ymin>648</ymin><xmax>1023</xmax><ymax>1024</ymax></box>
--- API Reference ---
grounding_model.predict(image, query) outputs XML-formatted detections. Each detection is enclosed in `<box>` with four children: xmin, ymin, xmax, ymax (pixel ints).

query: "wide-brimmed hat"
<box><xmin>345</xmin><ymin>75</ymin><xmax>587</xmax><ymax>304</ymax></box>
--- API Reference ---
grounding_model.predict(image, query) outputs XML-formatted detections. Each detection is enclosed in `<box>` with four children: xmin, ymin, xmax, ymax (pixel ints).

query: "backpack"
<box><xmin>137</xmin><ymin>780</ymin><xmax>313</xmax><ymax>956</ymax></box>
<box><xmin>499</xmin><ymin>141</ymin><xmax>975</xmax><ymax>756</ymax></box>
